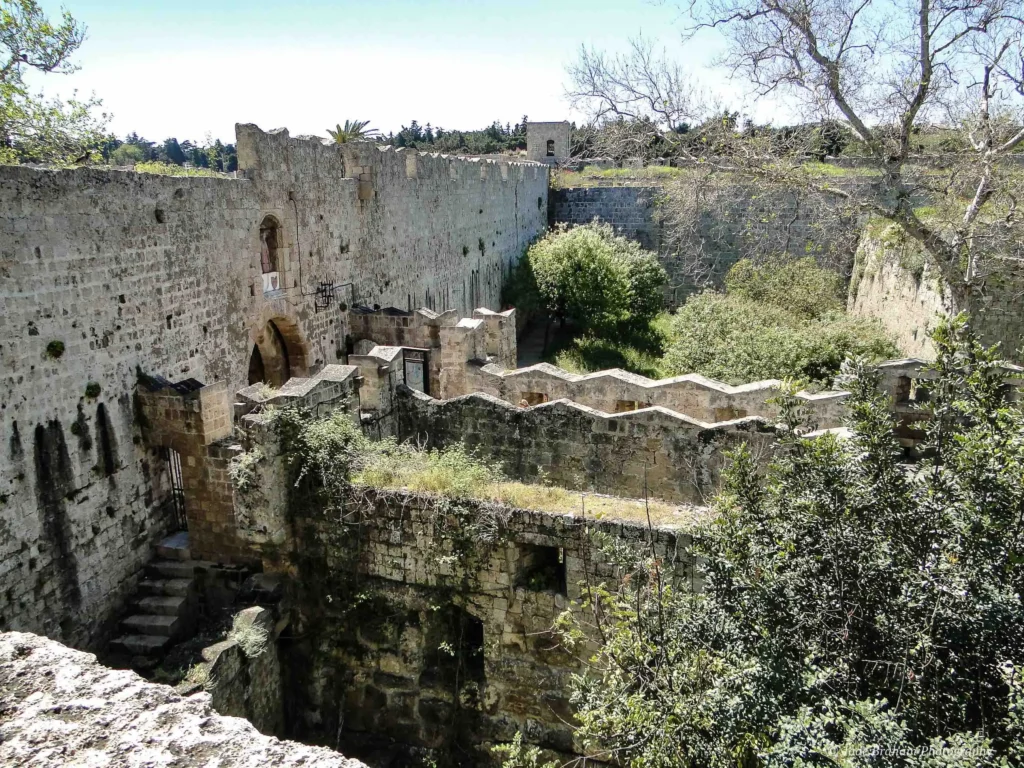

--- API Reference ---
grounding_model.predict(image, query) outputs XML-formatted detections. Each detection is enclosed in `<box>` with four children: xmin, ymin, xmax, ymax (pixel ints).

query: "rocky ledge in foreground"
<box><xmin>0</xmin><ymin>630</ymin><xmax>366</xmax><ymax>767</ymax></box>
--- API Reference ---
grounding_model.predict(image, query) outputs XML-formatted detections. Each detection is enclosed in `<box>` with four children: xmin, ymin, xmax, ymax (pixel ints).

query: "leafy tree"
<box><xmin>109</xmin><ymin>143</ymin><xmax>143</xmax><ymax>166</ymax></box>
<box><xmin>123</xmin><ymin>132</ymin><xmax>155</xmax><ymax>159</ymax></box>
<box><xmin>162</xmin><ymin>137</ymin><xmax>186</xmax><ymax>166</ymax></box>
<box><xmin>573</xmin><ymin>2</ymin><xmax>1024</xmax><ymax>311</ymax></box>
<box><xmin>563</xmin><ymin>317</ymin><xmax>1024</xmax><ymax>766</ymax></box>
<box><xmin>326</xmin><ymin>119</ymin><xmax>379</xmax><ymax>144</ymax></box>
<box><xmin>0</xmin><ymin>0</ymin><xmax>107</xmax><ymax>165</ymax></box>
<box><xmin>513</xmin><ymin>222</ymin><xmax>667</xmax><ymax>335</ymax></box>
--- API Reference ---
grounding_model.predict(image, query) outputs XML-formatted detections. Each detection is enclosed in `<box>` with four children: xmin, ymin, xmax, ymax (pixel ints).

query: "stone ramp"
<box><xmin>0</xmin><ymin>630</ymin><xmax>366</xmax><ymax>767</ymax></box>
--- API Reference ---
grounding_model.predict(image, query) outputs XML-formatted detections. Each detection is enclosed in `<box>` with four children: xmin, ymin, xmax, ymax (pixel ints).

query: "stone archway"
<box><xmin>248</xmin><ymin>315</ymin><xmax>309</xmax><ymax>387</ymax></box>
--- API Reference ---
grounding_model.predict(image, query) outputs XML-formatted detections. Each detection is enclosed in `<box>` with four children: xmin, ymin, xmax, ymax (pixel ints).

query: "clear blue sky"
<box><xmin>36</xmin><ymin>0</ymin><xmax>782</xmax><ymax>143</ymax></box>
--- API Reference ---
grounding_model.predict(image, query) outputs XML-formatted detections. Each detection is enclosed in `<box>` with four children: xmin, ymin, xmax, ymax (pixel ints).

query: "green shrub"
<box><xmin>84</xmin><ymin>382</ymin><xmax>101</xmax><ymax>398</ymax></box>
<box><xmin>725</xmin><ymin>256</ymin><xmax>844</xmax><ymax>319</ymax></box>
<box><xmin>662</xmin><ymin>291</ymin><xmax>897</xmax><ymax>386</ymax></box>
<box><xmin>511</xmin><ymin>222</ymin><xmax>667</xmax><ymax>334</ymax></box>
<box><xmin>45</xmin><ymin>340</ymin><xmax>65</xmax><ymax>359</ymax></box>
<box><xmin>358</xmin><ymin>441</ymin><xmax>503</xmax><ymax>499</ymax></box>
<box><xmin>134</xmin><ymin>161</ymin><xmax>225</xmax><ymax>178</ymax></box>
<box><xmin>552</xmin><ymin>329</ymin><xmax>668</xmax><ymax>379</ymax></box>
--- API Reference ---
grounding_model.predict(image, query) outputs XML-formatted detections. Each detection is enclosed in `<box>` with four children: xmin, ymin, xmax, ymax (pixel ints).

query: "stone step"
<box><xmin>110</xmin><ymin>634</ymin><xmax>172</xmax><ymax>655</ymax></box>
<box><xmin>135</xmin><ymin>594</ymin><xmax>190</xmax><ymax>617</ymax></box>
<box><xmin>138</xmin><ymin>578</ymin><xmax>194</xmax><ymax>598</ymax></box>
<box><xmin>120</xmin><ymin>613</ymin><xmax>182</xmax><ymax>637</ymax></box>
<box><xmin>146</xmin><ymin>560</ymin><xmax>195</xmax><ymax>580</ymax></box>
<box><xmin>155</xmin><ymin>531</ymin><xmax>191</xmax><ymax>561</ymax></box>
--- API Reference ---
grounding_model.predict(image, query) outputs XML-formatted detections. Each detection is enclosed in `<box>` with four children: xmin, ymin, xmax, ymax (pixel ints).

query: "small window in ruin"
<box><xmin>516</xmin><ymin>543</ymin><xmax>566</xmax><ymax>595</ymax></box>
<box><xmin>521</xmin><ymin>391</ymin><xmax>548</xmax><ymax>407</ymax></box>
<box><xmin>615</xmin><ymin>400</ymin><xmax>641</xmax><ymax>413</ymax></box>
<box><xmin>545</xmin><ymin>139</ymin><xmax>555</xmax><ymax>157</ymax></box>
<box><xmin>895</xmin><ymin>375</ymin><xmax>930</xmax><ymax>405</ymax></box>
<box><xmin>259</xmin><ymin>216</ymin><xmax>281</xmax><ymax>274</ymax></box>
<box><xmin>420</xmin><ymin>606</ymin><xmax>486</xmax><ymax>690</ymax></box>
<box><xmin>259</xmin><ymin>216</ymin><xmax>284</xmax><ymax>294</ymax></box>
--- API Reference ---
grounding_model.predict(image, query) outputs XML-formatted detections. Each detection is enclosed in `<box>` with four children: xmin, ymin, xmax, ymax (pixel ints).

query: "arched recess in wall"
<box><xmin>248</xmin><ymin>316</ymin><xmax>309</xmax><ymax>387</ymax></box>
<box><xmin>258</xmin><ymin>214</ymin><xmax>284</xmax><ymax>293</ymax></box>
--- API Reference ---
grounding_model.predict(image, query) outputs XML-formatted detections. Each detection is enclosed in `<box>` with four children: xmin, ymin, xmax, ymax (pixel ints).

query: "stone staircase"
<box><xmin>109</xmin><ymin>532</ymin><xmax>199</xmax><ymax>669</ymax></box>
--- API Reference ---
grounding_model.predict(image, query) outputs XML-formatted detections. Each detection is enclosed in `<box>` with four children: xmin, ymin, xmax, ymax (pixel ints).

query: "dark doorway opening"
<box><xmin>248</xmin><ymin>344</ymin><xmax>266</xmax><ymax>385</ymax></box>
<box><xmin>164</xmin><ymin>446</ymin><xmax>187</xmax><ymax>530</ymax></box>
<box><xmin>248</xmin><ymin>320</ymin><xmax>293</xmax><ymax>387</ymax></box>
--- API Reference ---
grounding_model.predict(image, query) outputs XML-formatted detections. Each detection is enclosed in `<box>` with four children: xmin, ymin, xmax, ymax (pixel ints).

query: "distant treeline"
<box><xmin>100</xmin><ymin>134</ymin><xmax>238</xmax><ymax>171</ymax></box>
<box><xmin>570</xmin><ymin>112</ymin><xmax>1024</xmax><ymax>163</ymax></box>
<box><xmin>378</xmin><ymin>117</ymin><xmax>531</xmax><ymax>155</ymax></box>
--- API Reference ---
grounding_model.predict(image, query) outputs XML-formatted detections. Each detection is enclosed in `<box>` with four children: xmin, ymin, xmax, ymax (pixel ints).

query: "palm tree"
<box><xmin>326</xmin><ymin>120</ymin><xmax>379</xmax><ymax>144</ymax></box>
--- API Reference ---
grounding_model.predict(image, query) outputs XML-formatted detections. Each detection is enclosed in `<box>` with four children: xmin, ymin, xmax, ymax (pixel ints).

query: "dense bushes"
<box><xmin>662</xmin><ymin>258</ymin><xmax>897</xmax><ymax>386</ymax></box>
<box><xmin>662</xmin><ymin>292</ymin><xmax>898</xmax><ymax>386</ymax></box>
<box><xmin>563</xmin><ymin>318</ymin><xmax>1024</xmax><ymax>766</ymax></box>
<box><xmin>505</xmin><ymin>232</ymin><xmax>894</xmax><ymax>387</ymax></box>
<box><xmin>725</xmin><ymin>256</ymin><xmax>845</xmax><ymax>318</ymax></box>
<box><xmin>506</xmin><ymin>222</ymin><xmax>667</xmax><ymax>334</ymax></box>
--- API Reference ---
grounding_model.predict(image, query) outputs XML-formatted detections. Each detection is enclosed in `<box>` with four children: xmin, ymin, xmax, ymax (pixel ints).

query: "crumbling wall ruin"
<box><xmin>233</xmin><ymin>456</ymin><xmax>699</xmax><ymax>764</ymax></box>
<box><xmin>395</xmin><ymin>388</ymin><xmax>782</xmax><ymax>504</ymax></box>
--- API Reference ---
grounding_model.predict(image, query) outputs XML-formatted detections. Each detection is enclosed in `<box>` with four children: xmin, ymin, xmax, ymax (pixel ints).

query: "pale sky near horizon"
<box><xmin>33</xmin><ymin>0</ymin><xmax>789</xmax><ymax>144</ymax></box>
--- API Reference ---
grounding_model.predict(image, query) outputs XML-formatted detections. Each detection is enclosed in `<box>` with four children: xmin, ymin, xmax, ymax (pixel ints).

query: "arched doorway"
<box><xmin>248</xmin><ymin>319</ymin><xmax>295</xmax><ymax>387</ymax></box>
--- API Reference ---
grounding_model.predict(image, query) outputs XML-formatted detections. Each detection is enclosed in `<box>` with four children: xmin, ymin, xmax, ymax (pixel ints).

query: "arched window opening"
<box><xmin>545</xmin><ymin>139</ymin><xmax>555</xmax><ymax>157</ymax></box>
<box><xmin>259</xmin><ymin>215</ymin><xmax>283</xmax><ymax>293</ymax></box>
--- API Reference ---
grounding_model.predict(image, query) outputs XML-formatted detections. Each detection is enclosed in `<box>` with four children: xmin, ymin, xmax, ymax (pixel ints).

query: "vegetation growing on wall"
<box><xmin>131</xmin><ymin>161</ymin><xmax>229</xmax><ymax>178</ymax></box>
<box><xmin>100</xmin><ymin>133</ymin><xmax>239</xmax><ymax>172</ymax></box>
<box><xmin>555</xmin><ymin>317</ymin><xmax>1024</xmax><ymax>766</ymax></box>
<box><xmin>231</xmin><ymin>408</ymin><xmax>696</xmax><ymax>534</ymax></box>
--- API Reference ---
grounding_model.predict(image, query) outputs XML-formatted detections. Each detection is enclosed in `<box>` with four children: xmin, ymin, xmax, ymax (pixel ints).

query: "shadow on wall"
<box><xmin>32</xmin><ymin>421</ymin><xmax>82</xmax><ymax>638</ymax></box>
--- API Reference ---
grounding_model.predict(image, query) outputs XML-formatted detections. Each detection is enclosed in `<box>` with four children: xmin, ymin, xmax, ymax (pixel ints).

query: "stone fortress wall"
<box><xmin>848</xmin><ymin>222</ymin><xmax>1024</xmax><ymax>362</ymax></box>
<box><xmin>328</xmin><ymin>305</ymin><xmax>950</xmax><ymax>504</ymax></box>
<box><xmin>550</xmin><ymin>180</ymin><xmax>865</xmax><ymax>302</ymax></box>
<box><xmin>0</xmin><ymin>126</ymin><xmax>548</xmax><ymax>649</ymax></box>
